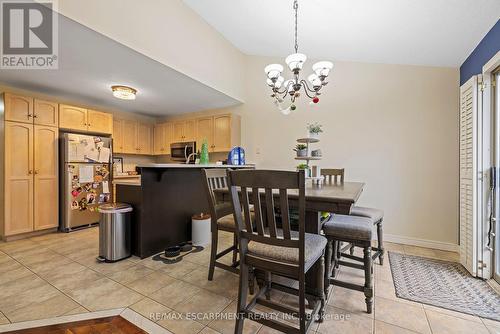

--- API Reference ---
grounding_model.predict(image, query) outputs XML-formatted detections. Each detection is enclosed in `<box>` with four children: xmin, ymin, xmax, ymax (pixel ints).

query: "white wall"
<box><xmin>218</xmin><ymin>56</ymin><xmax>460</xmax><ymax>247</ymax></box>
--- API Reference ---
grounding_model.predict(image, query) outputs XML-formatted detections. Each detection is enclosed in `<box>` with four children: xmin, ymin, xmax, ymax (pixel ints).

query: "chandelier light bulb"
<box><xmin>312</xmin><ymin>61</ymin><xmax>333</xmax><ymax>77</ymax></box>
<box><xmin>264</xmin><ymin>64</ymin><xmax>284</xmax><ymax>79</ymax></box>
<box><xmin>285</xmin><ymin>53</ymin><xmax>307</xmax><ymax>72</ymax></box>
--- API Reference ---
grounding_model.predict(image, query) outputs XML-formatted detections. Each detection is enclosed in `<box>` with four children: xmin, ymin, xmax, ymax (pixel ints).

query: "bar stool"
<box><xmin>320</xmin><ymin>168</ymin><xmax>385</xmax><ymax>264</ymax></box>
<box><xmin>350</xmin><ymin>206</ymin><xmax>385</xmax><ymax>264</ymax></box>
<box><xmin>323</xmin><ymin>214</ymin><xmax>374</xmax><ymax>313</ymax></box>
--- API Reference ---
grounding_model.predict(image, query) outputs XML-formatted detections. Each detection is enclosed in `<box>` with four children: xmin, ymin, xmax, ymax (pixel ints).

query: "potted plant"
<box><xmin>307</xmin><ymin>122</ymin><xmax>323</xmax><ymax>139</ymax></box>
<box><xmin>296</xmin><ymin>163</ymin><xmax>311</xmax><ymax>177</ymax></box>
<box><xmin>293</xmin><ymin>144</ymin><xmax>308</xmax><ymax>157</ymax></box>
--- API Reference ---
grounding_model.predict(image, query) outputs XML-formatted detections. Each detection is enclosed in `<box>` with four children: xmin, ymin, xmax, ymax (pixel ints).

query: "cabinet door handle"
<box><xmin>28</xmin><ymin>170</ymin><xmax>33</xmax><ymax>175</ymax></box>
<box><xmin>27</xmin><ymin>114</ymin><xmax>33</xmax><ymax>118</ymax></box>
<box><xmin>33</xmin><ymin>114</ymin><xmax>38</xmax><ymax>118</ymax></box>
<box><xmin>34</xmin><ymin>170</ymin><xmax>39</xmax><ymax>174</ymax></box>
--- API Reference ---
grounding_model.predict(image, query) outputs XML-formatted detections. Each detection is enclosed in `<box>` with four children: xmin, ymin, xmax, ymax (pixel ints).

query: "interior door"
<box><xmin>4</xmin><ymin>93</ymin><xmax>33</xmax><ymax>124</ymax></box>
<box><xmin>60</xmin><ymin>104</ymin><xmax>88</xmax><ymax>131</ymax></box>
<box><xmin>113</xmin><ymin>119</ymin><xmax>124</xmax><ymax>153</ymax></box>
<box><xmin>213</xmin><ymin>115</ymin><xmax>232</xmax><ymax>152</ymax></box>
<box><xmin>196</xmin><ymin>117</ymin><xmax>214</xmax><ymax>151</ymax></box>
<box><xmin>494</xmin><ymin>71</ymin><xmax>500</xmax><ymax>284</ymax></box>
<box><xmin>122</xmin><ymin>120</ymin><xmax>137</xmax><ymax>154</ymax></box>
<box><xmin>33</xmin><ymin>126</ymin><xmax>58</xmax><ymax>230</ymax></box>
<box><xmin>87</xmin><ymin>110</ymin><xmax>113</xmax><ymax>134</ymax></box>
<box><xmin>34</xmin><ymin>99</ymin><xmax>58</xmax><ymax>127</ymax></box>
<box><xmin>4</xmin><ymin>122</ymin><xmax>34</xmax><ymax>235</ymax></box>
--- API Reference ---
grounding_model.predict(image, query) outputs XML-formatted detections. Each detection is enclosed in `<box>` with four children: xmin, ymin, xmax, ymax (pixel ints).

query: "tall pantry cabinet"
<box><xmin>1</xmin><ymin>93</ymin><xmax>59</xmax><ymax>238</ymax></box>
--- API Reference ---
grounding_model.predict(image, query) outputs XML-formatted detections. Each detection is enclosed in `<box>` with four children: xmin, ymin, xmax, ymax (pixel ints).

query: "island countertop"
<box><xmin>137</xmin><ymin>163</ymin><xmax>255</xmax><ymax>168</ymax></box>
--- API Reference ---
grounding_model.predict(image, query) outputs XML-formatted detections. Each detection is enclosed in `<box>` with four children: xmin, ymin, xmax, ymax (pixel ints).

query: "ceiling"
<box><xmin>183</xmin><ymin>0</ymin><xmax>500</xmax><ymax>67</ymax></box>
<box><xmin>0</xmin><ymin>14</ymin><xmax>240</xmax><ymax>117</ymax></box>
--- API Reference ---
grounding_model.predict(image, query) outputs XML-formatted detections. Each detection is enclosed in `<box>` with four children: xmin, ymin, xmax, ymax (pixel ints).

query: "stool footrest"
<box><xmin>337</xmin><ymin>260</ymin><xmax>365</xmax><ymax>271</ymax></box>
<box><xmin>329</xmin><ymin>278</ymin><xmax>365</xmax><ymax>292</ymax></box>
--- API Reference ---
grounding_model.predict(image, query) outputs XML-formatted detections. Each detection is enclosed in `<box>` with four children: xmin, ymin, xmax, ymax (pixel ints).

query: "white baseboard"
<box><xmin>384</xmin><ymin>234</ymin><xmax>459</xmax><ymax>252</ymax></box>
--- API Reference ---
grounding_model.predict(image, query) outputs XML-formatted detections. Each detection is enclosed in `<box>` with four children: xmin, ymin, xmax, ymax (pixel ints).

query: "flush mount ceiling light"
<box><xmin>264</xmin><ymin>0</ymin><xmax>333</xmax><ymax>115</ymax></box>
<box><xmin>111</xmin><ymin>85</ymin><xmax>137</xmax><ymax>100</ymax></box>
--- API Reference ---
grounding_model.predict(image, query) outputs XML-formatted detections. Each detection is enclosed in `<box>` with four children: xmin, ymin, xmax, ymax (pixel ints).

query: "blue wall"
<box><xmin>460</xmin><ymin>19</ymin><xmax>500</xmax><ymax>85</ymax></box>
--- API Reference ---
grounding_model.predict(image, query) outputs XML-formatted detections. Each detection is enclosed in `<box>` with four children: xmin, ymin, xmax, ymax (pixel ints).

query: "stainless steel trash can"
<box><xmin>98</xmin><ymin>203</ymin><xmax>133</xmax><ymax>262</ymax></box>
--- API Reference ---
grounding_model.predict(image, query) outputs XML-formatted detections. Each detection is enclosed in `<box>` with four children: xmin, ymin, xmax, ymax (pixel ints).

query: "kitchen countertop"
<box><xmin>137</xmin><ymin>163</ymin><xmax>255</xmax><ymax>168</ymax></box>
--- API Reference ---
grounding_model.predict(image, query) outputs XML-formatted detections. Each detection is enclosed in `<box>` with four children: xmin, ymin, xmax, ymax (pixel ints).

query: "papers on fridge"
<box><xmin>79</xmin><ymin>166</ymin><xmax>94</xmax><ymax>183</ymax></box>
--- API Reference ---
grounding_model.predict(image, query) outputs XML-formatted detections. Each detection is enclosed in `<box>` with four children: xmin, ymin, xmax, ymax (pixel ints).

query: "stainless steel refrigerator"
<box><xmin>60</xmin><ymin>133</ymin><xmax>113</xmax><ymax>232</ymax></box>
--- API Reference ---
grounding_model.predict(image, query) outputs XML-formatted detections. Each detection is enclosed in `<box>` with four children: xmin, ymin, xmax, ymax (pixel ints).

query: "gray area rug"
<box><xmin>389</xmin><ymin>252</ymin><xmax>500</xmax><ymax>321</ymax></box>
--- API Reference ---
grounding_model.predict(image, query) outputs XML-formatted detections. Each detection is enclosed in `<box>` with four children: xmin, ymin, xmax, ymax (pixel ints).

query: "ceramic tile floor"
<box><xmin>0</xmin><ymin>227</ymin><xmax>498</xmax><ymax>334</ymax></box>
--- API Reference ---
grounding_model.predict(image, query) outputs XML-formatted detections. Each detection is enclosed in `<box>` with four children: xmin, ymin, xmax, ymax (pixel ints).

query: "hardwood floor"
<box><xmin>3</xmin><ymin>316</ymin><xmax>147</xmax><ymax>334</ymax></box>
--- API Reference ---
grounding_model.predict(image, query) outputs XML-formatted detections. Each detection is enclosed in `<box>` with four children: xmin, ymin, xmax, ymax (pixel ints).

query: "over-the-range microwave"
<box><xmin>170</xmin><ymin>141</ymin><xmax>196</xmax><ymax>163</ymax></box>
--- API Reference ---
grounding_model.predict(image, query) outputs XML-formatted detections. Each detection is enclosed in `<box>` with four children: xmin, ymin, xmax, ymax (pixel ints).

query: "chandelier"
<box><xmin>264</xmin><ymin>0</ymin><xmax>333</xmax><ymax>115</ymax></box>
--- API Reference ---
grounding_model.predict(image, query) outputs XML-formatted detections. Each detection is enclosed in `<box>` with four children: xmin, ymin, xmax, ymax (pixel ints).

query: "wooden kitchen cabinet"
<box><xmin>33</xmin><ymin>125</ymin><xmax>58</xmax><ymax>231</ymax></box>
<box><xmin>173</xmin><ymin>119</ymin><xmax>195</xmax><ymax>142</ymax></box>
<box><xmin>87</xmin><ymin>110</ymin><xmax>113</xmax><ymax>134</ymax></box>
<box><xmin>4</xmin><ymin>93</ymin><xmax>33</xmax><ymax>124</ymax></box>
<box><xmin>59</xmin><ymin>104</ymin><xmax>88</xmax><ymax>131</ymax></box>
<box><xmin>113</xmin><ymin>118</ymin><xmax>152</xmax><ymax>155</ymax></box>
<box><xmin>122</xmin><ymin>120</ymin><xmax>138</xmax><ymax>154</ymax></box>
<box><xmin>196</xmin><ymin>117</ymin><xmax>214</xmax><ymax>150</ymax></box>
<box><xmin>4</xmin><ymin>121</ymin><xmax>58</xmax><ymax>236</ymax></box>
<box><xmin>4</xmin><ymin>122</ymin><xmax>34</xmax><ymax>236</ymax></box>
<box><xmin>195</xmin><ymin>114</ymin><xmax>240</xmax><ymax>152</ymax></box>
<box><xmin>154</xmin><ymin>122</ymin><xmax>173</xmax><ymax>155</ymax></box>
<box><xmin>34</xmin><ymin>99</ymin><xmax>58</xmax><ymax>127</ymax></box>
<box><xmin>137</xmin><ymin>123</ymin><xmax>152</xmax><ymax>154</ymax></box>
<box><xmin>60</xmin><ymin>104</ymin><xmax>112</xmax><ymax>134</ymax></box>
<box><xmin>113</xmin><ymin>119</ymin><xmax>124</xmax><ymax>153</ymax></box>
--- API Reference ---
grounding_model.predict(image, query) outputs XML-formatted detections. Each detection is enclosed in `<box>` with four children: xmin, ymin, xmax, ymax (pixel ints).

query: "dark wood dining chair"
<box><xmin>202</xmin><ymin>168</ymin><xmax>239</xmax><ymax>280</ymax></box>
<box><xmin>227</xmin><ymin>169</ymin><xmax>326</xmax><ymax>334</ymax></box>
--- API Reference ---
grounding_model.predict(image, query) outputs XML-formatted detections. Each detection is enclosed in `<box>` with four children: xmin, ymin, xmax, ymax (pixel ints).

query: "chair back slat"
<box><xmin>228</xmin><ymin>169</ymin><xmax>306</xmax><ymax>264</ymax></box>
<box><xmin>279</xmin><ymin>189</ymin><xmax>291</xmax><ymax>239</ymax></box>
<box><xmin>241</xmin><ymin>187</ymin><xmax>253</xmax><ymax>232</ymax></box>
<box><xmin>265</xmin><ymin>188</ymin><xmax>277</xmax><ymax>237</ymax></box>
<box><xmin>202</xmin><ymin>169</ymin><xmax>229</xmax><ymax>218</ymax></box>
<box><xmin>252</xmin><ymin>187</ymin><xmax>265</xmax><ymax>236</ymax></box>
<box><xmin>321</xmin><ymin>168</ymin><xmax>344</xmax><ymax>184</ymax></box>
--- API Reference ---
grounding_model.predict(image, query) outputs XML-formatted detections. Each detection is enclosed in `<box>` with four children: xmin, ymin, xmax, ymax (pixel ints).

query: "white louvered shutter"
<box><xmin>459</xmin><ymin>76</ymin><xmax>480</xmax><ymax>276</ymax></box>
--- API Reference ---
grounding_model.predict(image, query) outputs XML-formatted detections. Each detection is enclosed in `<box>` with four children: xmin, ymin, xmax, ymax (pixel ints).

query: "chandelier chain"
<box><xmin>294</xmin><ymin>0</ymin><xmax>298</xmax><ymax>53</ymax></box>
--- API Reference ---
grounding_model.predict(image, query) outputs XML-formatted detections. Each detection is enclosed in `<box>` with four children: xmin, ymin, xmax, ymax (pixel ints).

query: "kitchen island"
<box><xmin>115</xmin><ymin>163</ymin><xmax>254</xmax><ymax>258</ymax></box>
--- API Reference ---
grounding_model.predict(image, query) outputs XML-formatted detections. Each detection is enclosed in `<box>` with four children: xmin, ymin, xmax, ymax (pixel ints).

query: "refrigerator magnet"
<box><xmin>89</xmin><ymin>207</ymin><xmax>95</xmax><ymax>212</ymax></box>
<box><xmin>92</xmin><ymin>182</ymin><xmax>99</xmax><ymax>189</ymax></box>
<box><xmin>94</xmin><ymin>175</ymin><xmax>103</xmax><ymax>182</ymax></box>
<box><xmin>71</xmin><ymin>189</ymin><xmax>79</xmax><ymax>197</ymax></box>
<box><xmin>79</xmin><ymin>198</ymin><xmax>88</xmax><ymax>210</ymax></box>
<box><xmin>83</xmin><ymin>183</ymin><xmax>92</xmax><ymax>192</ymax></box>
<box><xmin>71</xmin><ymin>200</ymin><xmax>79</xmax><ymax>210</ymax></box>
<box><xmin>86</xmin><ymin>193</ymin><xmax>96</xmax><ymax>204</ymax></box>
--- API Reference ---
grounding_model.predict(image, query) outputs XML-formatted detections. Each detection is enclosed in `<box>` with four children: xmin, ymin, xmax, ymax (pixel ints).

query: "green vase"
<box><xmin>199</xmin><ymin>140</ymin><xmax>209</xmax><ymax>164</ymax></box>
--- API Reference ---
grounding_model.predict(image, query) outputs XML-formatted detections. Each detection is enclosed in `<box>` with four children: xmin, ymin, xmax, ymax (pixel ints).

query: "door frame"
<box><xmin>483</xmin><ymin>51</ymin><xmax>500</xmax><ymax>282</ymax></box>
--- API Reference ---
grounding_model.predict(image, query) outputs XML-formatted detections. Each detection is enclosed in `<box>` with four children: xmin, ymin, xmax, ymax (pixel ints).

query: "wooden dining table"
<box><xmin>214</xmin><ymin>181</ymin><xmax>365</xmax><ymax>300</ymax></box>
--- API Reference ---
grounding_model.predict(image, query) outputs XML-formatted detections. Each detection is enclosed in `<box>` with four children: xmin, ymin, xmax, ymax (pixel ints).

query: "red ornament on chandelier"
<box><xmin>312</xmin><ymin>97</ymin><xmax>319</xmax><ymax>104</ymax></box>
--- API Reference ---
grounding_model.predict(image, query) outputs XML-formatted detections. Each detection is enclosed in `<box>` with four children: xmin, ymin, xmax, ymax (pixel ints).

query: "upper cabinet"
<box><xmin>113</xmin><ymin>118</ymin><xmax>153</xmax><ymax>155</ymax></box>
<box><xmin>59</xmin><ymin>104</ymin><xmax>113</xmax><ymax>134</ymax></box>
<box><xmin>34</xmin><ymin>99</ymin><xmax>58</xmax><ymax>127</ymax></box>
<box><xmin>88</xmin><ymin>110</ymin><xmax>113</xmax><ymax>134</ymax></box>
<box><xmin>59</xmin><ymin>104</ymin><xmax>87</xmax><ymax>131</ymax></box>
<box><xmin>195</xmin><ymin>114</ymin><xmax>240</xmax><ymax>152</ymax></box>
<box><xmin>173</xmin><ymin>119</ymin><xmax>196</xmax><ymax>142</ymax></box>
<box><xmin>154</xmin><ymin>122</ymin><xmax>173</xmax><ymax>155</ymax></box>
<box><xmin>4</xmin><ymin>93</ymin><xmax>33</xmax><ymax>124</ymax></box>
<box><xmin>4</xmin><ymin>93</ymin><xmax>58</xmax><ymax>127</ymax></box>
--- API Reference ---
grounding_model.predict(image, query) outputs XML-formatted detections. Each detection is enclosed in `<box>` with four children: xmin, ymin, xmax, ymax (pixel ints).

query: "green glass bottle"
<box><xmin>199</xmin><ymin>139</ymin><xmax>209</xmax><ymax>164</ymax></box>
